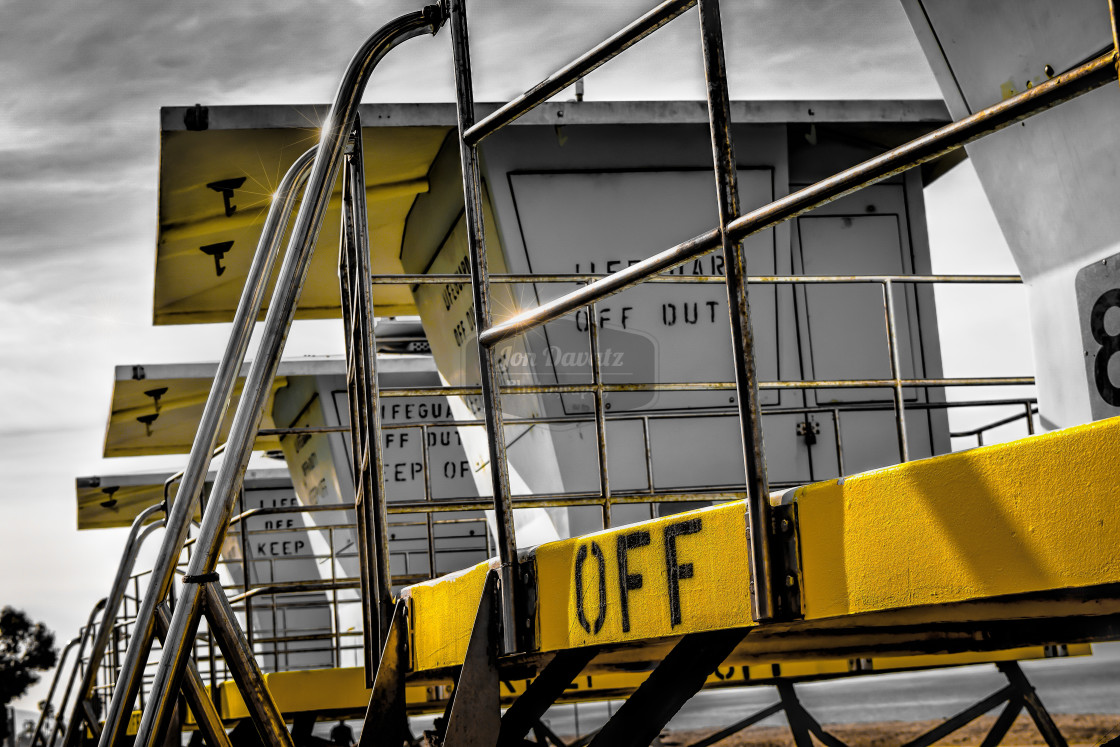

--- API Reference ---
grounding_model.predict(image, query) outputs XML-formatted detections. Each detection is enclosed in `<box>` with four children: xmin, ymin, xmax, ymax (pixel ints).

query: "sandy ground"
<box><xmin>658</xmin><ymin>713</ymin><xmax>1120</xmax><ymax>746</ymax></box>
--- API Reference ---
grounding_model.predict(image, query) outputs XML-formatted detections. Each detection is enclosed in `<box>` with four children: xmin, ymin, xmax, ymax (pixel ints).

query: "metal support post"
<box><xmin>447</xmin><ymin>0</ymin><xmax>519</xmax><ymax>654</ymax></box>
<box><xmin>498</xmin><ymin>649</ymin><xmax>597</xmax><ymax>746</ymax></box>
<box><xmin>339</xmin><ymin>118</ymin><xmax>392</xmax><ymax>673</ymax></box>
<box><xmin>697</xmin><ymin>0</ymin><xmax>775</xmax><ymax>622</ymax></box>
<box><xmin>152</xmin><ymin>606</ymin><xmax>232</xmax><ymax>747</ymax></box>
<box><xmin>997</xmin><ymin>661</ymin><xmax>1069</xmax><ymax>747</ymax></box>
<box><xmin>98</xmin><ymin>147</ymin><xmax>316</xmax><ymax>747</ymax></box>
<box><xmin>127</xmin><ymin>9</ymin><xmax>446</xmax><ymax>747</ymax></box>
<box><xmin>63</xmin><ymin>507</ymin><xmax>164</xmax><ymax>747</ymax></box>
<box><xmin>883</xmin><ymin>280</ymin><xmax>910</xmax><ymax>462</ymax></box>
<box><xmin>776</xmin><ymin>682</ymin><xmax>847</xmax><ymax>747</ymax></box>
<box><xmin>585</xmin><ymin>301</ymin><xmax>612</xmax><ymax>528</ymax></box>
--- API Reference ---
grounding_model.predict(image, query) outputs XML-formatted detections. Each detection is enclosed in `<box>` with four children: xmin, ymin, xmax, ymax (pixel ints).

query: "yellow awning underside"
<box><xmin>75</xmin><ymin>479</ymin><xmax>194</xmax><ymax>532</ymax></box>
<box><xmin>104</xmin><ymin>368</ymin><xmax>286</xmax><ymax>458</ymax></box>
<box><xmin>157</xmin><ymin>125</ymin><xmax>450</xmax><ymax>325</ymax></box>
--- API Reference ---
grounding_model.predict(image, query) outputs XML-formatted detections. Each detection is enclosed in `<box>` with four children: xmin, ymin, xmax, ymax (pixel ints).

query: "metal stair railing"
<box><xmin>95</xmin><ymin>144</ymin><xmax>316</xmax><ymax>747</ymax></box>
<box><xmin>30</xmin><ymin>636</ymin><xmax>80</xmax><ymax>747</ymax></box>
<box><xmin>47</xmin><ymin>601</ymin><xmax>103</xmax><ymax>747</ymax></box>
<box><xmin>60</xmin><ymin>504</ymin><xmax>165</xmax><ymax>747</ymax></box>
<box><xmin>90</xmin><ymin>0</ymin><xmax>1120</xmax><ymax>744</ymax></box>
<box><xmin>437</xmin><ymin>0</ymin><xmax>1120</xmax><ymax>651</ymax></box>
<box><xmin>100</xmin><ymin>7</ymin><xmax>448</xmax><ymax>747</ymax></box>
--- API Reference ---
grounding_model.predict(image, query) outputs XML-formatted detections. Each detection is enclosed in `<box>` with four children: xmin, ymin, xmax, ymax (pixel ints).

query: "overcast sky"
<box><xmin>0</xmin><ymin>0</ymin><xmax>1035</xmax><ymax>714</ymax></box>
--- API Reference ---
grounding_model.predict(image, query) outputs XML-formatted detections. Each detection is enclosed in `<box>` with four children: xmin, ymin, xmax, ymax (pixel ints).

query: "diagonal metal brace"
<box><xmin>358</xmin><ymin>601</ymin><xmax>410</xmax><ymax>747</ymax></box>
<box><xmin>586</xmin><ymin>628</ymin><xmax>745</xmax><ymax>747</ymax></box>
<box><xmin>498</xmin><ymin>648</ymin><xmax>598</xmax><ymax>746</ymax></box>
<box><xmin>440</xmin><ymin>570</ymin><xmax>501</xmax><ymax>746</ymax></box>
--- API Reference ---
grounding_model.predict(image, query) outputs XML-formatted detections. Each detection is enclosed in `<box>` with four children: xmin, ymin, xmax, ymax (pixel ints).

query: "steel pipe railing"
<box><xmin>477</xmin><ymin>49</ymin><xmax>1119</xmax><ymax>347</ymax></box>
<box><xmin>130</xmin><ymin>8</ymin><xmax>446</xmax><ymax>747</ymax></box>
<box><xmin>49</xmin><ymin>601</ymin><xmax>104</xmax><ymax>747</ymax></box>
<box><xmin>340</xmin><ymin>116</ymin><xmax>394</xmax><ymax>676</ymax></box>
<box><xmin>97</xmin><ymin>145</ymin><xmax>317</xmax><ymax>747</ymax></box>
<box><xmin>448</xmin><ymin>0</ymin><xmax>519</xmax><ymax>654</ymax></box>
<box><xmin>371</xmin><ymin>272</ymin><xmax>1025</xmax><ymax>284</ymax></box>
<box><xmin>31</xmin><ymin>636</ymin><xmax>80</xmax><ymax>747</ymax></box>
<box><xmin>94</xmin><ymin>393</ymin><xmax>1042</xmax><ymax>704</ymax></box>
<box><xmin>462</xmin><ymin>0</ymin><xmax>697</xmax><ymax>145</ymax></box>
<box><xmin>698</xmin><ymin>0</ymin><xmax>774</xmax><ymax>620</ymax></box>
<box><xmin>62</xmin><ymin>507</ymin><xmax>164</xmax><ymax>747</ymax></box>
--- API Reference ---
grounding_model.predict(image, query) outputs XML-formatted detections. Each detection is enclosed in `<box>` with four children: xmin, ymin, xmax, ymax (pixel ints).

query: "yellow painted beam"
<box><xmin>405</xmin><ymin>416</ymin><xmax>1120</xmax><ymax>674</ymax></box>
<box><xmin>795</xmin><ymin>415</ymin><xmax>1120</xmax><ymax>620</ymax></box>
<box><xmin>150</xmin><ymin>644</ymin><xmax>1090</xmax><ymax>731</ymax></box>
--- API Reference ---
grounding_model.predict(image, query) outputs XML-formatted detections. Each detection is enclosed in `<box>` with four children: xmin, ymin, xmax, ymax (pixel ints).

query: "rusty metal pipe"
<box><xmin>478</xmin><ymin>50</ymin><xmax>1119</xmax><ymax>347</ymax></box>
<box><xmin>462</xmin><ymin>0</ymin><xmax>697</xmax><ymax>145</ymax></box>
<box><xmin>448</xmin><ymin>0</ymin><xmax>518</xmax><ymax>654</ymax></box>
<box><xmin>698</xmin><ymin>0</ymin><xmax>774</xmax><ymax>621</ymax></box>
<box><xmin>370</xmin><ymin>272</ymin><xmax>1024</xmax><ymax>284</ymax></box>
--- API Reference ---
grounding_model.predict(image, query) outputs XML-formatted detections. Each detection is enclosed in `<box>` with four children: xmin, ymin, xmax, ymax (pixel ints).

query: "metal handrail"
<box><xmin>31</xmin><ymin>637</ymin><xmax>80</xmax><ymax>747</ymax></box>
<box><xmin>91</xmin><ymin>393</ymin><xmax>1044</xmax><ymax>704</ymax></box>
<box><xmin>48</xmin><ymin>601</ymin><xmax>104</xmax><ymax>747</ymax></box>
<box><xmin>477</xmin><ymin>51</ymin><xmax>1118</xmax><ymax>347</ymax></box>
<box><xmin>97</xmin><ymin>145</ymin><xmax>317</xmax><ymax>747</ymax></box>
<box><xmin>61</xmin><ymin>507</ymin><xmax>164</xmax><ymax>747</ymax></box>
<box><xmin>463</xmin><ymin>0</ymin><xmax>697</xmax><ymax>145</ymax></box>
<box><xmin>439</xmin><ymin>0</ymin><xmax>1118</xmax><ymax>629</ymax></box>
<box><xmin>129</xmin><ymin>8</ymin><xmax>447</xmax><ymax>747</ymax></box>
<box><xmin>372</xmin><ymin>272</ymin><xmax>1025</xmax><ymax>284</ymax></box>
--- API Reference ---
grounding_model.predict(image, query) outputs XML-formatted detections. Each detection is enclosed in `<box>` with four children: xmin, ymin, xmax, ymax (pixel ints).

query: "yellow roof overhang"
<box><xmin>103</xmin><ymin>356</ymin><xmax>434</xmax><ymax>458</ymax></box>
<box><xmin>103</xmin><ymin>358</ymin><xmax>345</xmax><ymax>458</ymax></box>
<box><xmin>155</xmin><ymin>101</ymin><xmax>952</xmax><ymax>326</ymax></box>
<box><xmin>75</xmin><ymin>467</ymin><xmax>291</xmax><ymax>531</ymax></box>
<box><xmin>157</xmin><ymin>105</ymin><xmax>454</xmax><ymax>325</ymax></box>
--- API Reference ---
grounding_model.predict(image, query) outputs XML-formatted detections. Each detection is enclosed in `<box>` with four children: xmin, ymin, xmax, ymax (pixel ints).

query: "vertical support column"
<box><xmin>697</xmin><ymin>0</ymin><xmax>775</xmax><ymax>622</ymax></box>
<box><xmin>448</xmin><ymin>0</ymin><xmax>519</xmax><ymax>653</ymax></box>
<box><xmin>340</xmin><ymin>117</ymin><xmax>393</xmax><ymax>674</ymax></box>
<box><xmin>882</xmin><ymin>280</ymin><xmax>910</xmax><ymax>462</ymax></box>
<box><xmin>586</xmin><ymin>299</ymin><xmax>612</xmax><ymax>529</ymax></box>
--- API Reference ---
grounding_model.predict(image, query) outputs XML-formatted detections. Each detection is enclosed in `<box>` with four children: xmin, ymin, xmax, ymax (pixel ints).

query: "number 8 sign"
<box><xmin>1077</xmin><ymin>253</ymin><xmax>1120</xmax><ymax>417</ymax></box>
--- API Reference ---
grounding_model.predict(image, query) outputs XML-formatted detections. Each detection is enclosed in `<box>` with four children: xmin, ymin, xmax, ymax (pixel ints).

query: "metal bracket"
<box><xmin>796</xmin><ymin>420</ymin><xmax>820</xmax><ymax>446</ymax></box>
<box><xmin>136</xmin><ymin>413</ymin><xmax>159</xmax><ymax>437</ymax></box>
<box><xmin>199</xmin><ymin>240</ymin><xmax>234</xmax><ymax>277</ymax></box>
<box><xmin>144</xmin><ymin>387</ymin><xmax>169</xmax><ymax>414</ymax></box>
<box><xmin>515</xmin><ymin>551</ymin><xmax>539</xmax><ymax>651</ymax></box>
<box><xmin>771</xmin><ymin>501</ymin><xmax>804</xmax><ymax>620</ymax></box>
<box><xmin>207</xmin><ymin>177</ymin><xmax>247</xmax><ymax>217</ymax></box>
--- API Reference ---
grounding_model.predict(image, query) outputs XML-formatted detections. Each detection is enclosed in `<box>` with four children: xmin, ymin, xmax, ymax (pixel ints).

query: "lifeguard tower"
<box><xmin>37</xmin><ymin>1</ymin><xmax>1120</xmax><ymax>745</ymax></box>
